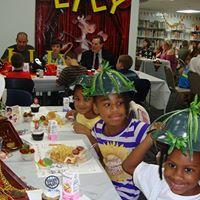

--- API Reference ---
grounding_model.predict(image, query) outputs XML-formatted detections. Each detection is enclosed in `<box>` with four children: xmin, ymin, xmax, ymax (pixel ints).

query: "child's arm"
<box><xmin>73</xmin><ymin>122</ymin><xmax>91</xmax><ymax>136</ymax></box>
<box><xmin>122</xmin><ymin>133</ymin><xmax>154</xmax><ymax>175</ymax></box>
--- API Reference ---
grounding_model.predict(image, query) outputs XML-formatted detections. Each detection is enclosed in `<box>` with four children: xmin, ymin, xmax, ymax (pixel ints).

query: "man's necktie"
<box><xmin>94</xmin><ymin>53</ymin><xmax>99</xmax><ymax>70</ymax></box>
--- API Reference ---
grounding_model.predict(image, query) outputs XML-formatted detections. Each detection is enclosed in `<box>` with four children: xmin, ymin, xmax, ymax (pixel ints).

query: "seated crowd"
<box><xmin>1</xmin><ymin>32</ymin><xmax>200</xmax><ymax>200</ymax></box>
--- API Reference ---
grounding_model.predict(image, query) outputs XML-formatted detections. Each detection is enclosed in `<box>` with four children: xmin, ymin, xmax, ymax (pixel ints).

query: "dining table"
<box><xmin>5</xmin><ymin>106</ymin><xmax>121</xmax><ymax>200</ymax></box>
<box><xmin>135</xmin><ymin>56</ymin><xmax>171</xmax><ymax>81</ymax></box>
<box><xmin>136</xmin><ymin>71</ymin><xmax>171</xmax><ymax>112</ymax></box>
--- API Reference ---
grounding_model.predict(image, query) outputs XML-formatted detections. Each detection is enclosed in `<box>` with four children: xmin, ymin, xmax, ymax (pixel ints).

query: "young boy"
<box><xmin>6</xmin><ymin>53</ymin><xmax>31</xmax><ymax>79</ymax></box>
<box><xmin>43</xmin><ymin>39</ymin><xmax>65</xmax><ymax>65</ymax></box>
<box><xmin>116</xmin><ymin>55</ymin><xmax>139</xmax><ymax>82</ymax></box>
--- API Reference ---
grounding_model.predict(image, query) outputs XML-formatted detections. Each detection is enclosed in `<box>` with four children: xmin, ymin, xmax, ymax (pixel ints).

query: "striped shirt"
<box><xmin>56</xmin><ymin>65</ymin><xmax>87</xmax><ymax>87</ymax></box>
<box><xmin>91</xmin><ymin>118</ymin><xmax>149</xmax><ymax>200</ymax></box>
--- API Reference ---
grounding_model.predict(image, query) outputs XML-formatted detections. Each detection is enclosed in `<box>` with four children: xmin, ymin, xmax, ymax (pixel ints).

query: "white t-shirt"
<box><xmin>133</xmin><ymin>162</ymin><xmax>200</xmax><ymax>200</ymax></box>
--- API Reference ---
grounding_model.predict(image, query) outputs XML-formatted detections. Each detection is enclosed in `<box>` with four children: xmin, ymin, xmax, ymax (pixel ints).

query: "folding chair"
<box><xmin>164</xmin><ymin>66</ymin><xmax>190</xmax><ymax>110</ymax></box>
<box><xmin>188</xmin><ymin>71</ymin><xmax>200</xmax><ymax>98</ymax></box>
<box><xmin>5</xmin><ymin>78</ymin><xmax>34</xmax><ymax>94</ymax></box>
<box><xmin>6</xmin><ymin>89</ymin><xmax>33</xmax><ymax>106</ymax></box>
<box><xmin>132</xmin><ymin>78</ymin><xmax>151</xmax><ymax>108</ymax></box>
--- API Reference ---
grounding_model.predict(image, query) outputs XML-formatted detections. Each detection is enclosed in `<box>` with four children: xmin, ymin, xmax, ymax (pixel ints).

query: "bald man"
<box><xmin>1</xmin><ymin>32</ymin><xmax>36</xmax><ymax>63</ymax></box>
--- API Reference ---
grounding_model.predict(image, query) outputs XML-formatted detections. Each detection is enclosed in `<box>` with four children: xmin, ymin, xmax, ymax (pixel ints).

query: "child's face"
<box><xmin>51</xmin><ymin>44</ymin><xmax>61</xmax><ymax>54</ymax></box>
<box><xmin>164</xmin><ymin>149</ymin><xmax>200</xmax><ymax>196</ymax></box>
<box><xmin>73</xmin><ymin>87</ymin><xmax>94</xmax><ymax>116</ymax></box>
<box><xmin>116</xmin><ymin>59</ymin><xmax>123</xmax><ymax>70</ymax></box>
<box><xmin>94</xmin><ymin>93</ymin><xmax>127</xmax><ymax>130</ymax></box>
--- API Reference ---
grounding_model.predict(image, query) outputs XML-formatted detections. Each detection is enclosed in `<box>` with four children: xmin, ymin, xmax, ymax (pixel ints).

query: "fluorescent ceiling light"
<box><xmin>176</xmin><ymin>10</ymin><xmax>200</xmax><ymax>13</ymax></box>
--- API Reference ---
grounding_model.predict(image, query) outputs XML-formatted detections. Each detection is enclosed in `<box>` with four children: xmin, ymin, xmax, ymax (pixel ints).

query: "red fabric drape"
<box><xmin>35</xmin><ymin>0</ymin><xmax>131</xmax><ymax>59</ymax></box>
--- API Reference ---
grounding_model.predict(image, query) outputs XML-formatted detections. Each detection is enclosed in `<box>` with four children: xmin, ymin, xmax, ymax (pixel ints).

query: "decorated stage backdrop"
<box><xmin>35</xmin><ymin>0</ymin><xmax>131</xmax><ymax>59</ymax></box>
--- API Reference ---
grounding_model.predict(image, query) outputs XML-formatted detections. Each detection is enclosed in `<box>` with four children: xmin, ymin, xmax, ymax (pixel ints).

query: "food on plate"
<box><xmin>39</xmin><ymin>112</ymin><xmax>66</xmax><ymax>126</ymax></box>
<box><xmin>37</xmin><ymin>157</ymin><xmax>53</xmax><ymax>167</ymax></box>
<box><xmin>19</xmin><ymin>144</ymin><xmax>35</xmax><ymax>161</ymax></box>
<box><xmin>23</xmin><ymin>111</ymin><xmax>34</xmax><ymax>122</ymax></box>
<box><xmin>6</xmin><ymin>142</ymin><xmax>16</xmax><ymax>149</ymax></box>
<box><xmin>49</xmin><ymin>144</ymin><xmax>85</xmax><ymax>164</ymax></box>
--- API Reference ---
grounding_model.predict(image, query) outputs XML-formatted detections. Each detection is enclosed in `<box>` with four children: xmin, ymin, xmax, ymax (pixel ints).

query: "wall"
<box><xmin>129</xmin><ymin>0</ymin><xmax>139</xmax><ymax>68</ymax></box>
<box><xmin>0</xmin><ymin>0</ymin><xmax>35</xmax><ymax>57</ymax></box>
<box><xmin>138</xmin><ymin>9</ymin><xmax>200</xmax><ymax>49</ymax></box>
<box><xmin>0</xmin><ymin>0</ymin><xmax>139</xmax><ymax>65</ymax></box>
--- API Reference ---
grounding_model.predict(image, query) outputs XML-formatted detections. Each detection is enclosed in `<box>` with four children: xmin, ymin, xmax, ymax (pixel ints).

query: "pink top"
<box><xmin>160</xmin><ymin>52</ymin><xmax>177</xmax><ymax>72</ymax></box>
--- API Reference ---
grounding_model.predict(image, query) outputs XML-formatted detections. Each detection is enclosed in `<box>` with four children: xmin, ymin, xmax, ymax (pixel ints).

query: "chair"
<box><xmin>188</xmin><ymin>71</ymin><xmax>200</xmax><ymax>97</ymax></box>
<box><xmin>164</xmin><ymin>66</ymin><xmax>190</xmax><ymax>110</ymax></box>
<box><xmin>6</xmin><ymin>89</ymin><xmax>33</xmax><ymax>106</ymax></box>
<box><xmin>141</xmin><ymin>59</ymin><xmax>167</xmax><ymax>81</ymax></box>
<box><xmin>5</xmin><ymin>78</ymin><xmax>34</xmax><ymax>94</ymax></box>
<box><xmin>132</xmin><ymin>79</ymin><xmax>151</xmax><ymax>106</ymax></box>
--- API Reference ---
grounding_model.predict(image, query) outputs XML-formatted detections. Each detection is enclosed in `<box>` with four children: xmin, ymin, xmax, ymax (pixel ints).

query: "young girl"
<box><xmin>84</xmin><ymin>64</ymin><xmax>150</xmax><ymax>200</ymax></box>
<box><xmin>123</xmin><ymin>97</ymin><xmax>200</xmax><ymax>200</ymax></box>
<box><xmin>66</xmin><ymin>74</ymin><xmax>100</xmax><ymax>136</ymax></box>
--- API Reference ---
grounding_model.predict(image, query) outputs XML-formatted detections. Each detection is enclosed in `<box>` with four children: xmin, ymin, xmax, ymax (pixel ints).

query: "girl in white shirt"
<box><xmin>123</xmin><ymin>97</ymin><xmax>200</xmax><ymax>200</ymax></box>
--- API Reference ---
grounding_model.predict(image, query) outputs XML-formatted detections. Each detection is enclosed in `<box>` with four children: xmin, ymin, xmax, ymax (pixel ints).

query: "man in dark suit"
<box><xmin>80</xmin><ymin>35</ymin><xmax>116</xmax><ymax>70</ymax></box>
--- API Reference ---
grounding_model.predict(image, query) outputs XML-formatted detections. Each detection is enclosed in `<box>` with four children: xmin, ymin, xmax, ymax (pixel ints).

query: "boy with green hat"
<box><xmin>123</xmin><ymin>96</ymin><xmax>200</xmax><ymax>199</ymax></box>
<box><xmin>84</xmin><ymin>62</ymin><xmax>150</xmax><ymax>200</ymax></box>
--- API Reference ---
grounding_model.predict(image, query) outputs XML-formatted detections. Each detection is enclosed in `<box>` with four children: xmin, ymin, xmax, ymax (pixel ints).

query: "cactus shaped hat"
<box><xmin>152</xmin><ymin>96</ymin><xmax>200</xmax><ymax>157</ymax></box>
<box><xmin>69</xmin><ymin>74</ymin><xmax>94</xmax><ymax>91</ymax></box>
<box><xmin>83</xmin><ymin>60</ymin><xmax>136</xmax><ymax>97</ymax></box>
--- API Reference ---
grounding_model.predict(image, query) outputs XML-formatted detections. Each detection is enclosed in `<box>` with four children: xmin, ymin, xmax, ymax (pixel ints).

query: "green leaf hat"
<box><xmin>152</xmin><ymin>95</ymin><xmax>200</xmax><ymax>157</ymax></box>
<box><xmin>69</xmin><ymin>74</ymin><xmax>94</xmax><ymax>91</ymax></box>
<box><xmin>83</xmin><ymin>60</ymin><xmax>136</xmax><ymax>97</ymax></box>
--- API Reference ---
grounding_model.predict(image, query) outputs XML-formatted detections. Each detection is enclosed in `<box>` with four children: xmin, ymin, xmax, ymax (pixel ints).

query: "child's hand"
<box><xmin>149</xmin><ymin>122</ymin><xmax>163</xmax><ymax>131</ymax></box>
<box><xmin>73</xmin><ymin>122</ymin><xmax>91</xmax><ymax>136</ymax></box>
<box><xmin>65</xmin><ymin>110</ymin><xmax>76</xmax><ymax>120</ymax></box>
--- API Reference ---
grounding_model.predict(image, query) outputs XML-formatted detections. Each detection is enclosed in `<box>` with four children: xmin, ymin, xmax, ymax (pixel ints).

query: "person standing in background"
<box><xmin>80</xmin><ymin>35</ymin><xmax>116</xmax><ymax>70</ymax></box>
<box><xmin>1</xmin><ymin>32</ymin><xmax>36</xmax><ymax>63</ymax></box>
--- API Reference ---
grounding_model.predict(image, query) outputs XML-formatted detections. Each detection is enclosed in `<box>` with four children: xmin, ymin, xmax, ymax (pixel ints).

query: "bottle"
<box><xmin>48</xmin><ymin>120</ymin><xmax>58</xmax><ymax>141</ymax></box>
<box><xmin>63</xmin><ymin>97</ymin><xmax>70</xmax><ymax>112</ymax></box>
<box><xmin>62</xmin><ymin>173</ymin><xmax>80</xmax><ymax>200</ymax></box>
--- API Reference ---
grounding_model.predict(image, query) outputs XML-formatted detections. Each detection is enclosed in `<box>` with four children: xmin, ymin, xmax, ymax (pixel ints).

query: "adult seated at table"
<box><xmin>6</xmin><ymin>53</ymin><xmax>31</xmax><ymax>79</ymax></box>
<box><xmin>160</xmin><ymin>40</ymin><xmax>177</xmax><ymax>72</ymax></box>
<box><xmin>42</xmin><ymin>39</ymin><xmax>65</xmax><ymax>65</ymax></box>
<box><xmin>138</xmin><ymin>38</ymin><xmax>153</xmax><ymax>59</ymax></box>
<box><xmin>116</xmin><ymin>54</ymin><xmax>139</xmax><ymax>81</ymax></box>
<box><xmin>178</xmin><ymin>40</ymin><xmax>190</xmax><ymax>62</ymax></box>
<box><xmin>80</xmin><ymin>35</ymin><xmax>116</xmax><ymax>70</ymax></box>
<box><xmin>1</xmin><ymin>32</ymin><xmax>36</xmax><ymax>63</ymax></box>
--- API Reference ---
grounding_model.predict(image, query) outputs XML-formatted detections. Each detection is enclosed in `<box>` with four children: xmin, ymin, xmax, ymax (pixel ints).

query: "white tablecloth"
<box><xmin>136</xmin><ymin>71</ymin><xmax>171</xmax><ymax>111</ymax></box>
<box><xmin>137</xmin><ymin>57</ymin><xmax>171</xmax><ymax>81</ymax></box>
<box><xmin>32</xmin><ymin>76</ymin><xmax>64</xmax><ymax>92</ymax></box>
<box><xmin>6</xmin><ymin>106</ymin><xmax>121</xmax><ymax>200</ymax></box>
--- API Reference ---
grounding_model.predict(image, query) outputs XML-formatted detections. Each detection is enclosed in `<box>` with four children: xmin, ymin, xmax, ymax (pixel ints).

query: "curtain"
<box><xmin>35</xmin><ymin>0</ymin><xmax>131</xmax><ymax>59</ymax></box>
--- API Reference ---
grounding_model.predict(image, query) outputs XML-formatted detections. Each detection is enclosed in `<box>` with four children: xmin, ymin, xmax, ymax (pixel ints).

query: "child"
<box><xmin>56</xmin><ymin>52</ymin><xmax>87</xmax><ymax>88</ymax></box>
<box><xmin>116</xmin><ymin>55</ymin><xmax>139</xmax><ymax>82</ymax></box>
<box><xmin>123</xmin><ymin>96</ymin><xmax>200</xmax><ymax>199</ymax></box>
<box><xmin>6</xmin><ymin>53</ymin><xmax>31</xmax><ymax>79</ymax></box>
<box><xmin>83</xmin><ymin>64</ymin><xmax>150</xmax><ymax>200</ymax></box>
<box><xmin>43</xmin><ymin>39</ymin><xmax>65</xmax><ymax>65</ymax></box>
<box><xmin>66</xmin><ymin>74</ymin><xmax>101</xmax><ymax>136</ymax></box>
